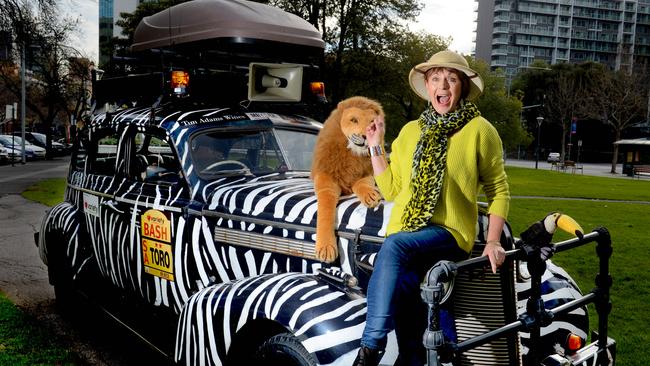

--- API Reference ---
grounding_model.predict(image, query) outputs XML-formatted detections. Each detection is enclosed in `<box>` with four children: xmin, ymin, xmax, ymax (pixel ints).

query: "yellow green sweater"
<box><xmin>375</xmin><ymin>115</ymin><xmax>510</xmax><ymax>254</ymax></box>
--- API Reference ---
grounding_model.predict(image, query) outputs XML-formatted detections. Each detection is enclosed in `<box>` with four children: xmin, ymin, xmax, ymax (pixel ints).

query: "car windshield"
<box><xmin>31</xmin><ymin>133</ymin><xmax>47</xmax><ymax>144</ymax></box>
<box><xmin>1</xmin><ymin>136</ymin><xmax>32</xmax><ymax>146</ymax></box>
<box><xmin>190</xmin><ymin>128</ymin><xmax>317</xmax><ymax>179</ymax></box>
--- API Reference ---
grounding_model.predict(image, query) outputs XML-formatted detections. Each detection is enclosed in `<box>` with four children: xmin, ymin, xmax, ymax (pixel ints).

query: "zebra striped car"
<box><xmin>35</xmin><ymin>104</ymin><xmax>614</xmax><ymax>366</ymax></box>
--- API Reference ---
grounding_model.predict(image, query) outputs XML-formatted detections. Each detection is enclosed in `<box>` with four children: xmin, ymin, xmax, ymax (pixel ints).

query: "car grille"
<box><xmin>452</xmin><ymin>243</ymin><xmax>521</xmax><ymax>365</ymax></box>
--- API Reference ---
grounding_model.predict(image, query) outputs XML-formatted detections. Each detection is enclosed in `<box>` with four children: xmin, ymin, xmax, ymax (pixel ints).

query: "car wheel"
<box><xmin>255</xmin><ymin>333</ymin><xmax>317</xmax><ymax>366</ymax></box>
<box><xmin>48</xmin><ymin>250</ymin><xmax>78</xmax><ymax>316</ymax></box>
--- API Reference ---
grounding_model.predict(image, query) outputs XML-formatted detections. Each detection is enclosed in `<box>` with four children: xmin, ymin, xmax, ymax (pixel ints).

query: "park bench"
<box><xmin>563</xmin><ymin>160</ymin><xmax>583</xmax><ymax>174</ymax></box>
<box><xmin>633</xmin><ymin>165</ymin><xmax>650</xmax><ymax>179</ymax></box>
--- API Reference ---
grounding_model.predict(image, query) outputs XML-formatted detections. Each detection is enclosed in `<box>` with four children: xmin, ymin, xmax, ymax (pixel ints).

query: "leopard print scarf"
<box><xmin>401</xmin><ymin>100</ymin><xmax>481</xmax><ymax>232</ymax></box>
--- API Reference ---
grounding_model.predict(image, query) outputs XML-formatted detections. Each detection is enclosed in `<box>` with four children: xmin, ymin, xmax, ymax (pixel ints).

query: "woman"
<box><xmin>354</xmin><ymin>50</ymin><xmax>510</xmax><ymax>366</ymax></box>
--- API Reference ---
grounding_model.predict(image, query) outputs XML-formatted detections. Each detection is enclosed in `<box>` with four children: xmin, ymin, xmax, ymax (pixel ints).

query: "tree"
<box><xmin>470</xmin><ymin>59</ymin><xmax>530</xmax><ymax>155</ymax></box>
<box><xmin>585</xmin><ymin>69</ymin><xmax>647</xmax><ymax>173</ymax></box>
<box><xmin>513</xmin><ymin>63</ymin><xmax>597</xmax><ymax>163</ymax></box>
<box><xmin>267</xmin><ymin>0</ymin><xmax>423</xmax><ymax>103</ymax></box>
<box><xmin>0</xmin><ymin>0</ymin><xmax>84</xmax><ymax>155</ymax></box>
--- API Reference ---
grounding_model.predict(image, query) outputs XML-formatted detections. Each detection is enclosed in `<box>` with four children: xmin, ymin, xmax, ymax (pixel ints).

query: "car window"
<box><xmin>72</xmin><ymin>136</ymin><xmax>89</xmax><ymax>173</ymax></box>
<box><xmin>132</xmin><ymin>132</ymin><xmax>183</xmax><ymax>185</ymax></box>
<box><xmin>189</xmin><ymin>128</ymin><xmax>317</xmax><ymax>180</ymax></box>
<box><xmin>31</xmin><ymin>133</ymin><xmax>47</xmax><ymax>144</ymax></box>
<box><xmin>274</xmin><ymin>129</ymin><xmax>317</xmax><ymax>171</ymax></box>
<box><xmin>88</xmin><ymin>131</ymin><xmax>120</xmax><ymax>176</ymax></box>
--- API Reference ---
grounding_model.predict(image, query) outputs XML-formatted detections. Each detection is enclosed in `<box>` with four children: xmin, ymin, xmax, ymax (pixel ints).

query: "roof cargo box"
<box><xmin>131</xmin><ymin>0</ymin><xmax>325</xmax><ymax>63</ymax></box>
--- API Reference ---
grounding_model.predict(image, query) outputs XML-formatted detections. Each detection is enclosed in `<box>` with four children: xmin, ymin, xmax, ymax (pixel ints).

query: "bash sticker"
<box><xmin>141</xmin><ymin>209</ymin><xmax>174</xmax><ymax>281</ymax></box>
<box><xmin>82</xmin><ymin>193</ymin><xmax>99</xmax><ymax>217</ymax></box>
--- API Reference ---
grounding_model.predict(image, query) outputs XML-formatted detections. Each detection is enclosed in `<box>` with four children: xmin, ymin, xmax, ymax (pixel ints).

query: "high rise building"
<box><xmin>99</xmin><ymin>0</ymin><xmax>155</xmax><ymax>67</ymax></box>
<box><xmin>475</xmin><ymin>0</ymin><xmax>650</xmax><ymax>78</ymax></box>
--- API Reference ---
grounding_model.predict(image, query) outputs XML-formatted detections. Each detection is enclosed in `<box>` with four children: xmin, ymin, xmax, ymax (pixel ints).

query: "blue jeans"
<box><xmin>360</xmin><ymin>225</ymin><xmax>467</xmax><ymax>359</ymax></box>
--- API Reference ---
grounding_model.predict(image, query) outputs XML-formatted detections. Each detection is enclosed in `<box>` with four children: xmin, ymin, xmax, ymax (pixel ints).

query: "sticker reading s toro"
<box><xmin>141</xmin><ymin>209</ymin><xmax>174</xmax><ymax>281</ymax></box>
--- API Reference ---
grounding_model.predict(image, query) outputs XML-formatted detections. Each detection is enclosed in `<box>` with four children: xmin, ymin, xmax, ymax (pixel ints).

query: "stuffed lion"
<box><xmin>311</xmin><ymin>96</ymin><xmax>385</xmax><ymax>263</ymax></box>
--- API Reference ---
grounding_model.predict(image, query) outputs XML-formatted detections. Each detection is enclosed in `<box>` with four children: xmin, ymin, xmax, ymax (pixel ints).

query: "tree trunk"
<box><xmin>610</xmin><ymin>129</ymin><xmax>621</xmax><ymax>174</ymax></box>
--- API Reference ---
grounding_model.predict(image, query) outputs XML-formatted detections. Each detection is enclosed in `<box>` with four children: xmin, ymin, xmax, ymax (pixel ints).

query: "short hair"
<box><xmin>423</xmin><ymin>67</ymin><xmax>471</xmax><ymax>100</ymax></box>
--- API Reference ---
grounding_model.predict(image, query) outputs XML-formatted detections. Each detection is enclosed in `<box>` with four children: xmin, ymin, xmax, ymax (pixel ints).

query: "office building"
<box><xmin>475</xmin><ymin>0</ymin><xmax>650</xmax><ymax>78</ymax></box>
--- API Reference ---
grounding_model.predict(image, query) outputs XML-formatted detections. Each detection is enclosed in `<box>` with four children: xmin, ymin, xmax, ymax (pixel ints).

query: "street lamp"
<box><xmin>535</xmin><ymin>116</ymin><xmax>544</xmax><ymax>169</ymax></box>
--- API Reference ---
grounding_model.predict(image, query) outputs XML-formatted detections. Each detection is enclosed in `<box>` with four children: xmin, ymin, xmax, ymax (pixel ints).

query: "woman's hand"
<box><xmin>366</xmin><ymin>114</ymin><xmax>385</xmax><ymax>147</ymax></box>
<box><xmin>482</xmin><ymin>241</ymin><xmax>506</xmax><ymax>274</ymax></box>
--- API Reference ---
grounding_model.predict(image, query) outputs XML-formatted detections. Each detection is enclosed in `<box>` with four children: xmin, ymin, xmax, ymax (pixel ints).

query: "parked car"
<box><xmin>0</xmin><ymin>145</ymin><xmax>21</xmax><ymax>163</ymax></box>
<box><xmin>547</xmin><ymin>152</ymin><xmax>560</xmax><ymax>163</ymax></box>
<box><xmin>12</xmin><ymin>131</ymin><xmax>68</xmax><ymax>156</ymax></box>
<box><xmin>35</xmin><ymin>1</ymin><xmax>615</xmax><ymax>366</ymax></box>
<box><xmin>0</xmin><ymin>135</ymin><xmax>46</xmax><ymax>160</ymax></box>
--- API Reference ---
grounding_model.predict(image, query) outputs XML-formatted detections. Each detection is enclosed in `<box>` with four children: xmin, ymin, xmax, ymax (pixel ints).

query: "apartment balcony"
<box><xmin>638</xmin><ymin>16</ymin><xmax>650</xmax><ymax>25</ymax></box>
<box><xmin>571</xmin><ymin>32</ymin><xmax>619</xmax><ymax>43</ymax></box>
<box><xmin>494</xmin><ymin>25</ymin><xmax>510</xmax><ymax>34</ymax></box>
<box><xmin>516</xmin><ymin>25</ymin><xmax>556</xmax><ymax>37</ymax></box>
<box><xmin>515</xmin><ymin>38</ymin><xmax>556</xmax><ymax>48</ymax></box>
<box><xmin>517</xmin><ymin>4</ymin><xmax>558</xmax><ymax>16</ymax></box>
<box><xmin>572</xmin><ymin>10</ymin><xmax>622</xmax><ymax>22</ymax></box>
<box><xmin>574</xmin><ymin>0</ymin><xmax>622</xmax><ymax>11</ymax></box>
<box><xmin>636</xmin><ymin>37</ymin><xmax>650</xmax><ymax>46</ymax></box>
<box><xmin>494</xmin><ymin>15</ymin><xmax>511</xmax><ymax>22</ymax></box>
<box><xmin>570</xmin><ymin>41</ymin><xmax>618</xmax><ymax>53</ymax></box>
<box><xmin>493</xmin><ymin>37</ymin><xmax>509</xmax><ymax>46</ymax></box>
<box><xmin>494</xmin><ymin>4</ymin><xmax>511</xmax><ymax>12</ymax></box>
<box><xmin>635</xmin><ymin>45</ymin><xmax>650</xmax><ymax>56</ymax></box>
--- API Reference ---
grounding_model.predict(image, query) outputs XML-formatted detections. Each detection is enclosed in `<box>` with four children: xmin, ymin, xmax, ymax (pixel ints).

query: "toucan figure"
<box><xmin>517</xmin><ymin>213</ymin><xmax>586</xmax><ymax>363</ymax></box>
<box><xmin>519</xmin><ymin>212</ymin><xmax>584</xmax><ymax>261</ymax></box>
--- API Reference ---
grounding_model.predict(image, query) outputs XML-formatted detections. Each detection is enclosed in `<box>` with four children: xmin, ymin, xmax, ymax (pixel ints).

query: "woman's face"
<box><xmin>424</xmin><ymin>68</ymin><xmax>464</xmax><ymax>115</ymax></box>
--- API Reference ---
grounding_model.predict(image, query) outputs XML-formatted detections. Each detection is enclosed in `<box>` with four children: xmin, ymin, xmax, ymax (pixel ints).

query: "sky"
<box><xmin>412</xmin><ymin>0</ymin><xmax>477</xmax><ymax>55</ymax></box>
<box><xmin>63</xmin><ymin>0</ymin><xmax>476</xmax><ymax>65</ymax></box>
<box><xmin>62</xmin><ymin>0</ymin><xmax>99</xmax><ymax>63</ymax></box>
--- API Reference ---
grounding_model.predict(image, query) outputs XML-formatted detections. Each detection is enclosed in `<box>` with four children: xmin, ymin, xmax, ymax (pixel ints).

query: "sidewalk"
<box><xmin>505</xmin><ymin>159</ymin><xmax>630</xmax><ymax>179</ymax></box>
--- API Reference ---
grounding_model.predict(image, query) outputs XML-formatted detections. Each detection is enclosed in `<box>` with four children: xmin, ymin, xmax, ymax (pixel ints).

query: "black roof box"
<box><xmin>131</xmin><ymin>0</ymin><xmax>325</xmax><ymax>52</ymax></box>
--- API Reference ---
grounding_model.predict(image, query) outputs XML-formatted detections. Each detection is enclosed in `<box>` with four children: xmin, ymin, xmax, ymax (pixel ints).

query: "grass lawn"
<box><xmin>21</xmin><ymin>178</ymin><xmax>66</xmax><ymax>207</ymax></box>
<box><xmin>0</xmin><ymin>293</ymin><xmax>79</xmax><ymax>365</ymax></box>
<box><xmin>8</xmin><ymin>170</ymin><xmax>650</xmax><ymax>365</ymax></box>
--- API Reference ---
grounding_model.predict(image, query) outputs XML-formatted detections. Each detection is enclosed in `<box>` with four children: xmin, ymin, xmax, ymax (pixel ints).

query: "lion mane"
<box><xmin>311</xmin><ymin>96</ymin><xmax>385</xmax><ymax>263</ymax></box>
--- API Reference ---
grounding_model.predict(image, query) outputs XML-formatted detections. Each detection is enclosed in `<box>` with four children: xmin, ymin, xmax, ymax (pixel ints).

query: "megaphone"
<box><xmin>248</xmin><ymin>63</ymin><xmax>303</xmax><ymax>102</ymax></box>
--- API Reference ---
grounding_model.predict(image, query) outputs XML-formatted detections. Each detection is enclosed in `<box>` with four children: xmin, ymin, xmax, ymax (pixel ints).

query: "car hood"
<box><xmin>202</xmin><ymin>172</ymin><xmax>389</xmax><ymax>238</ymax></box>
<box><xmin>200</xmin><ymin>172</ymin><xmax>389</xmax><ymax>273</ymax></box>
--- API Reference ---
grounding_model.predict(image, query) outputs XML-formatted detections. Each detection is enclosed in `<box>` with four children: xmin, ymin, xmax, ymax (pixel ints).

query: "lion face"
<box><xmin>340</xmin><ymin>106</ymin><xmax>378</xmax><ymax>156</ymax></box>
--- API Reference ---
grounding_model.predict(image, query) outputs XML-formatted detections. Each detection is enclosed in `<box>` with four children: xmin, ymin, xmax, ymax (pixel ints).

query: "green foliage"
<box><xmin>0</xmin><ymin>292</ymin><xmax>78</xmax><ymax>365</ymax></box>
<box><xmin>470</xmin><ymin>59</ymin><xmax>531</xmax><ymax>152</ymax></box>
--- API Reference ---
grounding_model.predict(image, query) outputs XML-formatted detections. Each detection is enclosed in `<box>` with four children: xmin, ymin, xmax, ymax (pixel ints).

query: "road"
<box><xmin>0</xmin><ymin>157</ymin><xmax>172</xmax><ymax>366</ymax></box>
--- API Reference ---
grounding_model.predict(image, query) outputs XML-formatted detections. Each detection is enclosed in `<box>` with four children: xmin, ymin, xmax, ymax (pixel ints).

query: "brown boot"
<box><xmin>353</xmin><ymin>346</ymin><xmax>381</xmax><ymax>366</ymax></box>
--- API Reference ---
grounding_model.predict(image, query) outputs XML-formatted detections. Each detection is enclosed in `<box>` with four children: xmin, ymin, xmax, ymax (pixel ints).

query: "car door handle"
<box><xmin>100</xmin><ymin>199</ymin><xmax>125</xmax><ymax>214</ymax></box>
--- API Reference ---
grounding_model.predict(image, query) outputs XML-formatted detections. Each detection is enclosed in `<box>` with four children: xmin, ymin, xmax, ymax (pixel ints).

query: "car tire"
<box><xmin>255</xmin><ymin>333</ymin><xmax>317</xmax><ymax>366</ymax></box>
<box><xmin>48</xmin><ymin>249</ymin><xmax>78</xmax><ymax>317</ymax></box>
